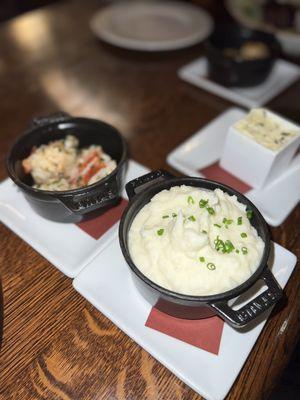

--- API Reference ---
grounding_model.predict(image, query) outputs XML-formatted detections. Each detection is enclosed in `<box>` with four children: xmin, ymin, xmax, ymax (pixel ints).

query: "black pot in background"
<box><xmin>205</xmin><ymin>24</ymin><xmax>281</xmax><ymax>87</ymax></box>
<box><xmin>119</xmin><ymin>170</ymin><xmax>283</xmax><ymax>328</ymax></box>
<box><xmin>6</xmin><ymin>113</ymin><xmax>128</xmax><ymax>223</ymax></box>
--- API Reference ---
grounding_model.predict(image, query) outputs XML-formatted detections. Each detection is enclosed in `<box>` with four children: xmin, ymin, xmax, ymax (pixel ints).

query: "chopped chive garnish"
<box><xmin>172</xmin><ymin>213</ymin><xmax>177</xmax><ymax>218</ymax></box>
<box><xmin>187</xmin><ymin>195</ymin><xmax>195</xmax><ymax>205</ymax></box>
<box><xmin>188</xmin><ymin>215</ymin><xmax>196</xmax><ymax>222</ymax></box>
<box><xmin>207</xmin><ymin>207</ymin><xmax>215</xmax><ymax>215</ymax></box>
<box><xmin>202</xmin><ymin>230</ymin><xmax>207</xmax><ymax>234</ymax></box>
<box><xmin>199</xmin><ymin>199</ymin><xmax>208</xmax><ymax>208</ymax></box>
<box><xmin>157</xmin><ymin>229</ymin><xmax>164</xmax><ymax>236</ymax></box>
<box><xmin>214</xmin><ymin>223</ymin><xmax>221</xmax><ymax>228</ymax></box>
<box><xmin>237</xmin><ymin>217</ymin><xmax>242</xmax><ymax>225</ymax></box>
<box><xmin>207</xmin><ymin>263</ymin><xmax>216</xmax><ymax>271</ymax></box>
<box><xmin>222</xmin><ymin>217</ymin><xmax>233</xmax><ymax>229</ymax></box>
<box><xmin>241</xmin><ymin>232</ymin><xmax>247</xmax><ymax>238</ymax></box>
<box><xmin>236</xmin><ymin>249</ymin><xmax>240</xmax><ymax>253</ymax></box>
<box><xmin>241</xmin><ymin>246</ymin><xmax>248</xmax><ymax>254</ymax></box>
<box><xmin>199</xmin><ymin>256</ymin><xmax>205</xmax><ymax>262</ymax></box>
<box><xmin>162</xmin><ymin>215</ymin><xmax>169</xmax><ymax>219</ymax></box>
<box><xmin>225</xmin><ymin>240</ymin><xmax>235</xmax><ymax>252</ymax></box>
<box><xmin>247</xmin><ymin>210</ymin><xmax>253</xmax><ymax>220</ymax></box>
<box><xmin>214</xmin><ymin>236</ymin><xmax>234</xmax><ymax>253</ymax></box>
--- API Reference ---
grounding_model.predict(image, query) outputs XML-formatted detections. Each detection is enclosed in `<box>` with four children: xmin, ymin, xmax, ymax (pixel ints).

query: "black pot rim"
<box><xmin>6</xmin><ymin>116</ymin><xmax>128</xmax><ymax>197</ymax></box>
<box><xmin>119</xmin><ymin>177</ymin><xmax>270</xmax><ymax>303</ymax></box>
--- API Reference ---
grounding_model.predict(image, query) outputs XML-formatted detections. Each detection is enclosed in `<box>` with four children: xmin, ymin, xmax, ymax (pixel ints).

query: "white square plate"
<box><xmin>167</xmin><ymin>107</ymin><xmax>300</xmax><ymax>226</ymax></box>
<box><xmin>178</xmin><ymin>57</ymin><xmax>300</xmax><ymax>108</ymax></box>
<box><xmin>0</xmin><ymin>160</ymin><xmax>149</xmax><ymax>278</ymax></box>
<box><xmin>73</xmin><ymin>238</ymin><xmax>297</xmax><ymax>400</ymax></box>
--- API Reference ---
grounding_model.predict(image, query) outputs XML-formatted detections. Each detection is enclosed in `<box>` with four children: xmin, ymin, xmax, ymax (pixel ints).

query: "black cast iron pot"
<box><xmin>205</xmin><ymin>24</ymin><xmax>281</xmax><ymax>87</ymax></box>
<box><xmin>119</xmin><ymin>170</ymin><xmax>283</xmax><ymax>328</ymax></box>
<box><xmin>6</xmin><ymin>113</ymin><xmax>128</xmax><ymax>223</ymax></box>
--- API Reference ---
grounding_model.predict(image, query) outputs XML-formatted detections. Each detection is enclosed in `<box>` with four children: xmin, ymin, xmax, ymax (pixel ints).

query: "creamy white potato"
<box><xmin>128</xmin><ymin>185</ymin><xmax>264</xmax><ymax>296</ymax></box>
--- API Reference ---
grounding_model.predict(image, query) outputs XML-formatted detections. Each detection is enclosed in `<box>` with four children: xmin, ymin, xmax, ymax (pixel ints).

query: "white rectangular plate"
<box><xmin>0</xmin><ymin>160</ymin><xmax>149</xmax><ymax>278</ymax></box>
<box><xmin>178</xmin><ymin>57</ymin><xmax>300</xmax><ymax>108</ymax></box>
<box><xmin>73</xmin><ymin>238</ymin><xmax>296</xmax><ymax>400</ymax></box>
<box><xmin>167</xmin><ymin>107</ymin><xmax>300</xmax><ymax>226</ymax></box>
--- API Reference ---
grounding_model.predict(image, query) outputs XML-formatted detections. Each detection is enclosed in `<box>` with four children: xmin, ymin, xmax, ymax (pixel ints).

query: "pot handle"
<box><xmin>58</xmin><ymin>183</ymin><xmax>120</xmax><ymax>214</ymax></box>
<box><xmin>210</xmin><ymin>268</ymin><xmax>283</xmax><ymax>327</ymax></box>
<box><xmin>125</xmin><ymin>169</ymin><xmax>174</xmax><ymax>200</ymax></box>
<box><xmin>29</xmin><ymin>112</ymin><xmax>71</xmax><ymax>128</ymax></box>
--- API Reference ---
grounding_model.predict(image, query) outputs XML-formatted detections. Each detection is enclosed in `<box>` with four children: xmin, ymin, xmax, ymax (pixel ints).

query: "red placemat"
<box><xmin>199</xmin><ymin>162</ymin><xmax>252</xmax><ymax>194</ymax></box>
<box><xmin>146</xmin><ymin>307</ymin><xmax>224</xmax><ymax>355</ymax></box>
<box><xmin>76</xmin><ymin>198</ymin><xmax>128</xmax><ymax>239</ymax></box>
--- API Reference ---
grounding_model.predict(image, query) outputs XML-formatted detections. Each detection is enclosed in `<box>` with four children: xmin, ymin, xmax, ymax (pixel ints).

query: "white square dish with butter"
<box><xmin>220</xmin><ymin>109</ymin><xmax>300</xmax><ymax>189</ymax></box>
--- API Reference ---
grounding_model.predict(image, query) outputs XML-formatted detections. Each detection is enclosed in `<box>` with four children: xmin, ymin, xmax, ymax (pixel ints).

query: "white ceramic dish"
<box><xmin>73</xmin><ymin>237</ymin><xmax>296</xmax><ymax>400</ymax></box>
<box><xmin>0</xmin><ymin>160</ymin><xmax>149</xmax><ymax>278</ymax></box>
<box><xmin>90</xmin><ymin>0</ymin><xmax>213</xmax><ymax>51</ymax></box>
<box><xmin>178</xmin><ymin>57</ymin><xmax>300</xmax><ymax>108</ymax></box>
<box><xmin>220</xmin><ymin>109</ymin><xmax>300</xmax><ymax>189</ymax></box>
<box><xmin>167</xmin><ymin>108</ymin><xmax>300</xmax><ymax>227</ymax></box>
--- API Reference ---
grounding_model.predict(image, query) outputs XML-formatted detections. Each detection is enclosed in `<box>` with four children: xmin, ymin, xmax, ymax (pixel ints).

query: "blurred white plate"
<box><xmin>167</xmin><ymin>108</ymin><xmax>300</xmax><ymax>226</ymax></box>
<box><xmin>73</xmin><ymin>237</ymin><xmax>296</xmax><ymax>400</ymax></box>
<box><xmin>90</xmin><ymin>1</ymin><xmax>213</xmax><ymax>51</ymax></box>
<box><xmin>0</xmin><ymin>160</ymin><xmax>149</xmax><ymax>278</ymax></box>
<box><xmin>178</xmin><ymin>57</ymin><xmax>300</xmax><ymax>108</ymax></box>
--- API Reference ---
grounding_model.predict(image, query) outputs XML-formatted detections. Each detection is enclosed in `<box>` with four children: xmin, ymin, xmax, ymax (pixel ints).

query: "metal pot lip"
<box><xmin>119</xmin><ymin>176</ymin><xmax>271</xmax><ymax>303</ymax></box>
<box><xmin>6</xmin><ymin>116</ymin><xmax>128</xmax><ymax>198</ymax></box>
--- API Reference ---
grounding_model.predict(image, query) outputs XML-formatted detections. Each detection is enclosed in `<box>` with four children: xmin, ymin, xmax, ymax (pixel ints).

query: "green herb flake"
<box><xmin>202</xmin><ymin>230</ymin><xmax>207</xmax><ymax>234</ymax></box>
<box><xmin>247</xmin><ymin>210</ymin><xmax>253</xmax><ymax>220</ymax></box>
<box><xmin>188</xmin><ymin>215</ymin><xmax>196</xmax><ymax>222</ymax></box>
<box><xmin>172</xmin><ymin>213</ymin><xmax>177</xmax><ymax>218</ymax></box>
<box><xmin>157</xmin><ymin>229</ymin><xmax>164</xmax><ymax>236</ymax></box>
<box><xmin>237</xmin><ymin>217</ymin><xmax>242</xmax><ymax>225</ymax></box>
<box><xmin>199</xmin><ymin>199</ymin><xmax>208</xmax><ymax>208</ymax></box>
<box><xmin>207</xmin><ymin>207</ymin><xmax>215</xmax><ymax>215</ymax></box>
<box><xmin>187</xmin><ymin>195</ymin><xmax>195</xmax><ymax>205</ymax></box>
<box><xmin>236</xmin><ymin>249</ymin><xmax>240</xmax><ymax>254</ymax></box>
<box><xmin>207</xmin><ymin>262</ymin><xmax>216</xmax><ymax>271</ymax></box>
<box><xmin>199</xmin><ymin>256</ymin><xmax>205</xmax><ymax>263</ymax></box>
<box><xmin>224</xmin><ymin>240</ymin><xmax>235</xmax><ymax>253</ymax></box>
<box><xmin>241</xmin><ymin>232</ymin><xmax>247</xmax><ymax>238</ymax></box>
<box><xmin>214</xmin><ymin>223</ymin><xmax>221</xmax><ymax>228</ymax></box>
<box><xmin>241</xmin><ymin>246</ymin><xmax>248</xmax><ymax>255</ymax></box>
<box><xmin>162</xmin><ymin>215</ymin><xmax>169</xmax><ymax>219</ymax></box>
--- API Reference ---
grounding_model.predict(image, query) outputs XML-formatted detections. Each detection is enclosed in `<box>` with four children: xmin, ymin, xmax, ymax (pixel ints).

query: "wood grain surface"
<box><xmin>0</xmin><ymin>1</ymin><xmax>299</xmax><ymax>399</ymax></box>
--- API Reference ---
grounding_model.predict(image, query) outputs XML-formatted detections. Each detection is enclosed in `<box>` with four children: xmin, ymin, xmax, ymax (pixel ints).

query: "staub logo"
<box><xmin>236</xmin><ymin>290</ymin><xmax>278</xmax><ymax>322</ymax></box>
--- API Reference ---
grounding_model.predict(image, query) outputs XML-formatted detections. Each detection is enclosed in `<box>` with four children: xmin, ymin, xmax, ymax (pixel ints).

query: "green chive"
<box><xmin>247</xmin><ymin>210</ymin><xmax>253</xmax><ymax>220</ymax></box>
<box><xmin>241</xmin><ymin>246</ymin><xmax>248</xmax><ymax>254</ymax></box>
<box><xmin>237</xmin><ymin>217</ymin><xmax>242</xmax><ymax>225</ymax></box>
<box><xmin>236</xmin><ymin>249</ymin><xmax>240</xmax><ymax>253</ymax></box>
<box><xmin>214</xmin><ymin>223</ymin><xmax>221</xmax><ymax>228</ymax></box>
<box><xmin>157</xmin><ymin>229</ymin><xmax>164</xmax><ymax>236</ymax></box>
<box><xmin>241</xmin><ymin>232</ymin><xmax>247</xmax><ymax>238</ymax></box>
<box><xmin>199</xmin><ymin>256</ymin><xmax>205</xmax><ymax>262</ymax></box>
<box><xmin>202</xmin><ymin>230</ymin><xmax>207</xmax><ymax>234</ymax></box>
<box><xmin>207</xmin><ymin>207</ymin><xmax>215</xmax><ymax>215</ymax></box>
<box><xmin>199</xmin><ymin>199</ymin><xmax>208</xmax><ymax>208</ymax></box>
<box><xmin>162</xmin><ymin>215</ymin><xmax>169</xmax><ymax>219</ymax></box>
<box><xmin>207</xmin><ymin>262</ymin><xmax>216</xmax><ymax>271</ymax></box>
<box><xmin>224</xmin><ymin>240</ymin><xmax>234</xmax><ymax>253</ymax></box>
<box><xmin>188</xmin><ymin>215</ymin><xmax>196</xmax><ymax>222</ymax></box>
<box><xmin>172</xmin><ymin>213</ymin><xmax>177</xmax><ymax>218</ymax></box>
<box><xmin>187</xmin><ymin>196</ymin><xmax>195</xmax><ymax>205</ymax></box>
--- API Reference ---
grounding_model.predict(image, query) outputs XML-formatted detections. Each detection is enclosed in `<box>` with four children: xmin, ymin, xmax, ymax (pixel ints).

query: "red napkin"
<box><xmin>76</xmin><ymin>198</ymin><xmax>128</xmax><ymax>239</ymax></box>
<box><xmin>199</xmin><ymin>162</ymin><xmax>252</xmax><ymax>194</ymax></box>
<box><xmin>146</xmin><ymin>307</ymin><xmax>224</xmax><ymax>355</ymax></box>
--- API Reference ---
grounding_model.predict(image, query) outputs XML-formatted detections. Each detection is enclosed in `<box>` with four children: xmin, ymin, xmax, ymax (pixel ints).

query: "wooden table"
<box><xmin>0</xmin><ymin>1</ymin><xmax>299</xmax><ymax>399</ymax></box>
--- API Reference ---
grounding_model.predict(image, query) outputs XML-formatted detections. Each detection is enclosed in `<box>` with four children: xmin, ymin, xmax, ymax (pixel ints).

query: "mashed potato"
<box><xmin>128</xmin><ymin>185</ymin><xmax>264</xmax><ymax>296</ymax></box>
